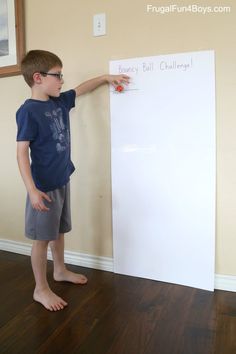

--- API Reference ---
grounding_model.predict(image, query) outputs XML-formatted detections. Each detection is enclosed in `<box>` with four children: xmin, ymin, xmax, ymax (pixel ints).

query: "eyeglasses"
<box><xmin>40</xmin><ymin>72</ymin><xmax>63</xmax><ymax>80</ymax></box>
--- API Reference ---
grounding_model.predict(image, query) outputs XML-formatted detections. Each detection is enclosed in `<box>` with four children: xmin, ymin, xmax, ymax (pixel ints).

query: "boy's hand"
<box><xmin>106</xmin><ymin>74</ymin><xmax>130</xmax><ymax>88</ymax></box>
<box><xmin>74</xmin><ymin>74</ymin><xmax>130</xmax><ymax>96</ymax></box>
<box><xmin>29</xmin><ymin>189</ymin><xmax>51</xmax><ymax>212</ymax></box>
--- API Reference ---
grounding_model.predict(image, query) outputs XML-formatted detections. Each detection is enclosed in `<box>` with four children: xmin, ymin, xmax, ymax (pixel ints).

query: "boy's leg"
<box><xmin>49</xmin><ymin>233</ymin><xmax>88</xmax><ymax>284</ymax></box>
<box><xmin>31</xmin><ymin>240</ymin><xmax>68</xmax><ymax>311</ymax></box>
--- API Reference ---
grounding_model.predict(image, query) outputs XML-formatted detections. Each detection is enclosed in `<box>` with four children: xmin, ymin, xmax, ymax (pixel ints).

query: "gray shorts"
<box><xmin>25</xmin><ymin>183</ymin><xmax>71</xmax><ymax>241</ymax></box>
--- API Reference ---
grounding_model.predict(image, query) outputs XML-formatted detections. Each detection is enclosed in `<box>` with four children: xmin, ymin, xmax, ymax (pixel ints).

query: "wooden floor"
<box><xmin>0</xmin><ymin>251</ymin><xmax>236</xmax><ymax>354</ymax></box>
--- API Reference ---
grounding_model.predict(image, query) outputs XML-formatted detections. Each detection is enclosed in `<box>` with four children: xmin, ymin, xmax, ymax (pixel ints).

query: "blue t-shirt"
<box><xmin>16</xmin><ymin>89</ymin><xmax>76</xmax><ymax>192</ymax></box>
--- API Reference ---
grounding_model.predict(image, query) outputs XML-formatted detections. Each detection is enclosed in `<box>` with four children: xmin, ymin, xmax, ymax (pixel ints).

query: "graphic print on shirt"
<box><xmin>45</xmin><ymin>108</ymin><xmax>70</xmax><ymax>153</ymax></box>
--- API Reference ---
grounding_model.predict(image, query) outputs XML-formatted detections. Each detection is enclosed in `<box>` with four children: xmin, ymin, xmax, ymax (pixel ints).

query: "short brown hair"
<box><xmin>21</xmin><ymin>50</ymin><xmax>63</xmax><ymax>87</ymax></box>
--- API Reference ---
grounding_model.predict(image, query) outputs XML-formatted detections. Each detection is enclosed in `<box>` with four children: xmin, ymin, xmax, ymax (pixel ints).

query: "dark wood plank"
<box><xmin>180</xmin><ymin>290</ymin><xmax>217</xmax><ymax>354</ymax></box>
<box><xmin>71</xmin><ymin>275</ymin><xmax>149</xmax><ymax>354</ymax></box>
<box><xmin>214</xmin><ymin>290</ymin><xmax>236</xmax><ymax>354</ymax></box>
<box><xmin>142</xmin><ymin>284</ymin><xmax>195</xmax><ymax>354</ymax></box>
<box><xmin>1</xmin><ymin>250</ymin><xmax>236</xmax><ymax>354</ymax></box>
<box><xmin>105</xmin><ymin>279</ymin><xmax>168</xmax><ymax>354</ymax></box>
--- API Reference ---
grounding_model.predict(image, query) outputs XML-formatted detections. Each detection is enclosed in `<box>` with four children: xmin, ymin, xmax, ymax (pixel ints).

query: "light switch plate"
<box><xmin>93</xmin><ymin>13</ymin><xmax>106</xmax><ymax>36</ymax></box>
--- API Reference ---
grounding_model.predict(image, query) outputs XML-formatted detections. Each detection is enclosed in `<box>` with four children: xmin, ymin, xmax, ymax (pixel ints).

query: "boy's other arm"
<box><xmin>17</xmin><ymin>141</ymin><xmax>51</xmax><ymax>211</ymax></box>
<box><xmin>74</xmin><ymin>74</ymin><xmax>130</xmax><ymax>97</ymax></box>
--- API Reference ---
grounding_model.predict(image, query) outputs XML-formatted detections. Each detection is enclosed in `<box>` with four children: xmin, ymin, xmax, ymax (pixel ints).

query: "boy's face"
<box><xmin>38</xmin><ymin>65</ymin><xmax>64</xmax><ymax>98</ymax></box>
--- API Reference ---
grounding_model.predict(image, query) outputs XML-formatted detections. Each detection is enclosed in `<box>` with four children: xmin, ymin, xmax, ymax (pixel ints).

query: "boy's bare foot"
<box><xmin>54</xmin><ymin>269</ymin><xmax>88</xmax><ymax>285</ymax></box>
<box><xmin>33</xmin><ymin>287</ymin><xmax>68</xmax><ymax>311</ymax></box>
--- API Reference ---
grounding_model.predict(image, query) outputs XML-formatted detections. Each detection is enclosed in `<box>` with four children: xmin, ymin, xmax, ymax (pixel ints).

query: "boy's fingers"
<box><xmin>42</xmin><ymin>192</ymin><xmax>51</xmax><ymax>202</ymax></box>
<box><xmin>33</xmin><ymin>203</ymin><xmax>49</xmax><ymax>211</ymax></box>
<box><xmin>41</xmin><ymin>205</ymin><xmax>50</xmax><ymax>211</ymax></box>
<box><xmin>121</xmin><ymin>74</ymin><xmax>130</xmax><ymax>82</ymax></box>
<box><xmin>32</xmin><ymin>198</ymin><xmax>50</xmax><ymax>211</ymax></box>
<box><xmin>39</xmin><ymin>202</ymin><xmax>50</xmax><ymax>211</ymax></box>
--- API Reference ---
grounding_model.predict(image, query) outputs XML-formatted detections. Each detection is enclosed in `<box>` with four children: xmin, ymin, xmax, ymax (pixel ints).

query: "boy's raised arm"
<box><xmin>74</xmin><ymin>74</ymin><xmax>130</xmax><ymax>97</ymax></box>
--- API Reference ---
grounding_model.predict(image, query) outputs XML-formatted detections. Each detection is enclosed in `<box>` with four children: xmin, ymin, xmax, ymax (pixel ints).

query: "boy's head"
<box><xmin>21</xmin><ymin>50</ymin><xmax>63</xmax><ymax>87</ymax></box>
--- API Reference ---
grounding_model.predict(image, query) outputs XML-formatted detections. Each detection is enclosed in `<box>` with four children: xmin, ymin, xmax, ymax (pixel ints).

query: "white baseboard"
<box><xmin>0</xmin><ymin>238</ymin><xmax>113</xmax><ymax>272</ymax></box>
<box><xmin>214</xmin><ymin>274</ymin><xmax>236</xmax><ymax>292</ymax></box>
<box><xmin>1</xmin><ymin>238</ymin><xmax>236</xmax><ymax>292</ymax></box>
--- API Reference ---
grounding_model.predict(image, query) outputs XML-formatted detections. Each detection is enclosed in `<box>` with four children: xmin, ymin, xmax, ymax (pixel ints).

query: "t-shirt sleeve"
<box><xmin>58</xmin><ymin>89</ymin><xmax>76</xmax><ymax>111</ymax></box>
<box><xmin>16</xmin><ymin>108</ymin><xmax>38</xmax><ymax>142</ymax></box>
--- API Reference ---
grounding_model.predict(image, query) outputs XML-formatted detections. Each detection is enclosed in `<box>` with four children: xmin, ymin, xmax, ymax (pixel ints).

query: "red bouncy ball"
<box><xmin>116</xmin><ymin>84</ymin><xmax>124</xmax><ymax>92</ymax></box>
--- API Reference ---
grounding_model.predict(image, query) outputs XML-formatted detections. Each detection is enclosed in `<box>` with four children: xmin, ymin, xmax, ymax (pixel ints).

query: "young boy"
<box><xmin>16</xmin><ymin>50</ymin><xmax>129</xmax><ymax>312</ymax></box>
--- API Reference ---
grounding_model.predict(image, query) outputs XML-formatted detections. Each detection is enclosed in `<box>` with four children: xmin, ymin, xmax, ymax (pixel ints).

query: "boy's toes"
<box><xmin>79</xmin><ymin>275</ymin><xmax>88</xmax><ymax>284</ymax></box>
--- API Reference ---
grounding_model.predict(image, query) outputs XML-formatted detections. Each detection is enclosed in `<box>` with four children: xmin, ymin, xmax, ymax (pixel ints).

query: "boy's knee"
<box><xmin>33</xmin><ymin>240</ymin><xmax>50</xmax><ymax>248</ymax></box>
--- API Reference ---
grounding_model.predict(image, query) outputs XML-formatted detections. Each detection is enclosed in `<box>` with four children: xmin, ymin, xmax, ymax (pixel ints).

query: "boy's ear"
<box><xmin>32</xmin><ymin>72</ymin><xmax>42</xmax><ymax>84</ymax></box>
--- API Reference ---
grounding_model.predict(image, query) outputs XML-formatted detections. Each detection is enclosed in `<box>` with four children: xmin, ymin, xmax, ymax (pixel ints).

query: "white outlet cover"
<box><xmin>93</xmin><ymin>13</ymin><xmax>106</xmax><ymax>36</ymax></box>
